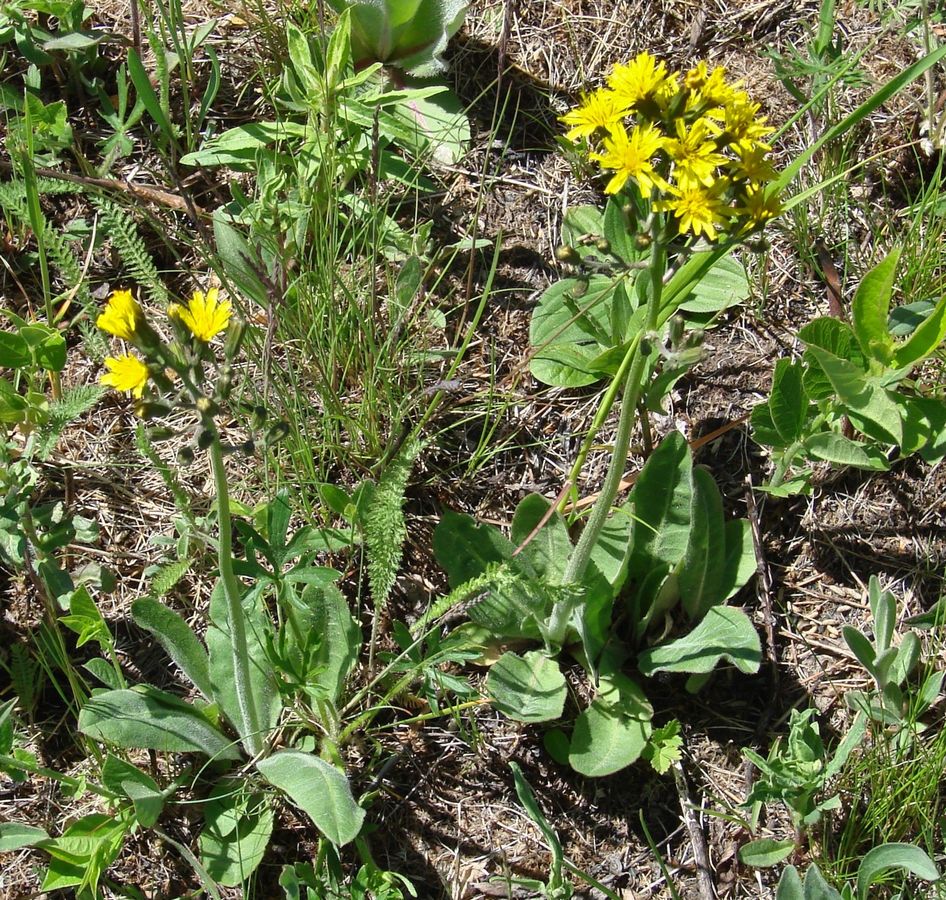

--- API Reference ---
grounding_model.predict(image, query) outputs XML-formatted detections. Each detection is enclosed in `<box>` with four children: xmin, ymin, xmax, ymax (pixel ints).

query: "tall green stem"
<box><xmin>209</xmin><ymin>433</ymin><xmax>264</xmax><ymax>757</ymax></box>
<box><xmin>562</xmin><ymin>225</ymin><xmax>667</xmax><ymax>587</ymax></box>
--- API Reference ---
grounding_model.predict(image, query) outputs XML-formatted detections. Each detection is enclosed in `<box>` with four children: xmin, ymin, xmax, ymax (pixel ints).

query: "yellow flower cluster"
<box><xmin>96</xmin><ymin>287</ymin><xmax>232</xmax><ymax>397</ymax></box>
<box><xmin>561</xmin><ymin>53</ymin><xmax>781</xmax><ymax>241</ymax></box>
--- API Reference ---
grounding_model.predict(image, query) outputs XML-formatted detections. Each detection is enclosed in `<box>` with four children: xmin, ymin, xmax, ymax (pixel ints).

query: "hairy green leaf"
<box><xmin>852</xmin><ymin>248</ymin><xmax>899</xmax><ymax>364</ymax></box>
<box><xmin>486</xmin><ymin>651</ymin><xmax>566</xmax><ymax>723</ymax></box>
<box><xmin>256</xmin><ymin>750</ymin><xmax>365</xmax><ymax>846</ymax></box>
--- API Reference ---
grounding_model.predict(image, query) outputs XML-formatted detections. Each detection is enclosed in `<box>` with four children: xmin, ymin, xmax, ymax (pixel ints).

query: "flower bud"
<box><xmin>265</xmin><ymin>421</ymin><xmax>290</xmax><ymax>447</ymax></box>
<box><xmin>569</xmin><ymin>277</ymin><xmax>589</xmax><ymax>299</ymax></box>
<box><xmin>178</xmin><ymin>446</ymin><xmax>195</xmax><ymax>465</ymax></box>
<box><xmin>241</xmin><ymin>439</ymin><xmax>256</xmax><ymax>457</ymax></box>
<box><xmin>250</xmin><ymin>406</ymin><xmax>268</xmax><ymax>430</ymax></box>
<box><xmin>668</xmin><ymin>315</ymin><xmax>685</xmax><ymax>347</ymax></box>
<box><xmin>195</xmin><ymin>396</ymin><xmax>219</xmax><ymax>417</ymax></box>
<box><xmin>224</xmin><ymin>318</ymin><xmax>246</xmax><ymax>360</ymax></box>
<box><xmin>634</xmin><ymin>233</ymin><xmax>652</xmax><ymax>250</ymax></box>
<box><xmin>555</xmin><ymin>245</ymin><xmax>581</xmax><ymax>265</ymax></box>
<box><xmin>134</xmin><ymin>401</ymin><xmax>170</xmax><ymax>421</ymax></box>
<box><xmin>147</xmin><ymin>427</ymin><xmax>177</xmax><ymax>442</ymax></box>
<box><xmin>197</xmin><ymin>428</ymin><xmax>214</xmax><ymax>451</ymax></box>
<box><xmin>595</xmin><ymin>238</ymin><xmax>611</xmax><ymax>255</ymax></box>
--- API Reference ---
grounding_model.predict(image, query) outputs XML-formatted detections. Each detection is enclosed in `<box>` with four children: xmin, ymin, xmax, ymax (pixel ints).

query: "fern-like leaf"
<box><xmin>365</xmin><ymin>439</ymin><xmax>422</xmax><ymax>610</ymax></box>
<box><xmin>93</xmin><ymin>198</ymin><xmax>169</xmax><ymax>307</ymax></box>
<box><xmin>150</xmin><ymin>557</ymin><xmax>192</xmax><ymax>596</ymax></box>
<box><xmin>35</xmin><ymin>384</ymin><xmax>106</xmax><ymax>460</ymax></box>
<box><xmin>9</xmin><ymin>643</ymin><xmax>39</xmax><ymax>713</ymax></box>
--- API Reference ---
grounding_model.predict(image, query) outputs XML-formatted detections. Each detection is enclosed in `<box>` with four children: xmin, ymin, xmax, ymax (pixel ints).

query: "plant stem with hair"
<box><xmin>209</xmin><ymin>431</ymin><xmax>264</xmax><ymax>757</ymax></box>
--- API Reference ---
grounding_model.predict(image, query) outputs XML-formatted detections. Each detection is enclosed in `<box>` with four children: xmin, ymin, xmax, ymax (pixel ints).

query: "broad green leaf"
<box><xmin>775</xmin><ymin>865</ymin><xmax>804</xmax><ymax>900</ymax></box>
<box><xmin>603</xmin><ymin>196</ymin><xmax>639</xmax><ymax>265</ymax></box>
<box><xmin>101</xmin><ymin>756</ymin><xmax>164</xmax><ymax>827</ymax></box>
<box><xmin>0</xmin><ymin>822</ymin><xmax>49</xmax><ymax>851</ymax></box>
<box><xmin>750</xmin><ymin>401</ymin><xmax>786</xmax><ymax>449</ymax></box>
<box><xmin>676</xmin><ymin>254</ymin><xmax>750</xmax><ymax>315</ymax></box>
<box><xmin>206</xmin><ymin>581</ymin><xmax>281</xmax><ymax>747</ymax></box>
<box><xmin>391</xmin><ymin>78</ymin><xmax>470</xmax><ymax>164</ymax></box>
<box><xmin>212</xmin><ymin>209</ymin><xmax>273</xmax><ymax>309</ymax></box>
<box><xmin>627</xmin><ymin>431</ymin><xmax>692</xmax><ymax>575</ymax></box>
<box><xmin>801</xmin><ymin>863</ymin><xmax>843</xmax><ymax>900</ymax></box>
<box><xmin>19</xmin><ymin>324</ymin><xmax>66</xmax><ymax>371</ymax></box>
<box><xmin>327</xmin><ymin>0</ymin><xmax>468</xmax><ymax>75</ymax></box>
<box><xmin>852</xmin><ymin>248</ymin><xmax>900</xmax><ymax>364</ymax></box>
<box><xmin>43</xmin><ymin>30</ymin><xmax>109</xmax><ymax>51</ymax></box>
<box><xmin>568</xmin><ymin>700</ymin><xmax>651</xmax><ymax>776</ymax></box>
<box><xmin>678</xmin><ymin>467</ymin><xmax>726</xmax><ymax>619</ymax></box>
<box><xmin>510</xmin><ymin>493</ymin><xmax>572</xmax><ymax>585</ymax></box>
<box><xmin>433</xmin><ymin>510</ymin><xmax>514</xmax><ymax>587</ymax></box>
<box><xmin>638</xmin><ymin>606</ymin><xmax>761</xmax><ymax>676</ymax></box>
<box><xmin>801</xmin><ymin>317</ymin><xmax>863</xmax><ymax>402</ymax></box>
<box><xmin>529</xmin><ymin>276</ymin><xmax>623</xmax><ymax>387</ymax></box>
<box><xmin>588</xmin><ymin>504</ymin><xmax>633</xmax><ymax>589</ymax></box>
<box><xmin>256</xmin><ymin>750</ymin><xmax>365</xmax><ymax>846</ymax></box>
<box><xmin>199</xmin><ymin>779</ymin><xmax>273</xmax><ymax>886</ymax></box>
<box><xmin>78</xmin><ymin>686</ymin><xmax>239</xmax><ymax>760</ymax></box>
<box><xmin>892</xmin><ymin>293</ymin><xmax>946</xmax><ymax>369</ymax></box>
<box><xmin>60</xmin><ymin>586</ymin><xmax>110</xmax><ymax>649</ymax></box>
<box><xmin>803</xmin><ymin>432</ymin><xmax>889</xmax><ymax>471</ymax></box>
<box><xmin>0</xmin><ymin>331</ymin><xmax>33</xmax><ymax>369</ymax></box>
<box><xmin>298</xmin><ymin>582</ymin><xmax>361</xmax><ymax>704</ymax></box>
<box><xmin>770</xmin><ymin>359</ymin><xmax>808</xmax><ymax>444</ymax></box>
<box><xmin>131</xmin><ymin>597</ymin><xmax>213</xmax><ymax>699</ymax></box>
<box><xmin>562</xmin><ymin>205</ymin><xmax>604</xmax><ymax>247</ymax></box>
<box><xmin>738</xmin><ymin>838</ymin><xmax>795</xmax><ymax>868</ymax></box>
<box><xmin>486</xmin><ymin>651</ymin><xmax>566</xmax><ymax>723</ymax></box>
<box><xmin>888</xmin><ymin>298</ymin><xmax>935</xmax><ymax>336</ymax></box>
<box><xmin>856</xmin><ymin>843</ymin><xmax>939</xmax><ymax>900</ymax></box>
<box><xmin>180</xmin><ymin>122</ymin><xmax>308</xmax><ymax>167</ymax></box>
<box><xmin>806</xmin><ymin>346</ymin><xmax>902</xmax><ymax>443</ymax></box>
<box><xmin>719</xmin><ymin>519</ymin><xmax>757</xmax><ymax>601</ymax></box>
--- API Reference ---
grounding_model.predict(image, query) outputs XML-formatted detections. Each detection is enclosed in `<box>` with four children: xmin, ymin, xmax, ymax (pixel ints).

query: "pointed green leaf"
<box><xmin>892</xmin><ymin>293</ymin><xmax>946</xmax><ymax>369</ymax></box>
<box><xmin>486</xmin><ymin>651</ymin><xmax>566</xmax><ymax>723</ymax></box>
<box><xmin>738</xmin><ymin>838</ymin><xmax>795</xmax><ymax>868</ymax></box>
<box><xmin>256</xmin><ymin>750</ymin><xmax>365</xmax><ymax>846</ymax></box>
<box><xmin>770</xmin><ymin>359</ymin><xmax>808</xmax><ymax>445</ymax></box>
<box><xmin>0</xmin><ymin>822</ymin><xmax>49</xmax><ymax>851</ymax></box>
<box><xmin>852</xmin><ymin>248</ymin><xmax>900</xmax><ymax>363</ymax></box>
<box><xmin>78</xmin><ymin>687</ymin><xmax>239</xmax><ymax>760</ymax></box>
<box><xmin>132</xmin><ymin>597</ymin><xmax>213</xmax><ymax>699</ymax></box>
<box><xmin>856</xmin><ymin>843</ymin><xmax>939</xmax><ymax>900</ymax></box>
<box><xmin>638</xmin><ymin>606</ymin><xmax>761</xmax><ymax>677</ymax></box>
<box><xmin>803</xmin><ymin>432</ymin><xmax>889</xmax><ymax>470</ymax></box>
<box><xmin>511</xmin><ymin>493</ymin><xmax>572</xmax><ymax>585</ymax></box>
<box><xmin>679</xmin><ymin>467</ymin><xmax>727</xmax><ymax>619</ymax></box>
<box><xmin>199</xmin><ymin>779</ymin><xmax>273</xmax><ymax>886</ymax></box>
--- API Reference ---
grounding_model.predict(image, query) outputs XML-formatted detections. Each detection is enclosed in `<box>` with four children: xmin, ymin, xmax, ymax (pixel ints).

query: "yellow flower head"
<box><xmin>97</xmin><ymin>289</ymin><xmax>145</xmax><ymax>341</ymax></box>
<box><xmin>169</xmin><ymin>288</ymin><xmax>232</xmax><ymax>342</ymax></box>
<box><xmin>717</xmin><ymin>93</ymin><xmax>775</xmax><ymax>147</ymax></box>
<box><xmin>592</xmin><ymin>122</ymin><xmax>668</xmax><ymax>197</ymax></box>
<box><xmin>561</xmin><ymin>88</ymin><xmax>631</xmax><ymax>141</ymax></box>
<box><xmin>100</xmin><ymin>353</ymin><xmax>149</xmax><ymax>398</ymax></box>
<box><xmin>736</xmin><ymin>182</ymin><xmax>783</xmax><ymax>230</ymax></box>
<box><xmin>732</xmin><ymin>142</ymin><xmax>778</xmax><ymax>183</ymax></box>
<box><xmin>607</xmin><ymin>52</ymin><xmax>675</xmax><ymax>110</ymax></box>
<box><xmin>665</xmin><ymin>117</ymin><xmax>728</xmax><ymax>187</ymax></box>
<box><xmin>657</xmin><ymin>179</ymin><xmax>730</xmax><ymax>242</ymax></box>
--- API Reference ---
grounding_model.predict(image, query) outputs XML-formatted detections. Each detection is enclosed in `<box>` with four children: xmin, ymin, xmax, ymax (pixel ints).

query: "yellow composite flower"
<box><xmin>657</xmin><ymin>179</ymin><xmax>730</xmax><ymax>242</ymax></box>
<box><xmin>169</xmin><ymin>288</ymin><xmax>232</xmax><ymax>342</ymax></box>
<box><xmin>732</xmin><ymin>142</ymin><xmax>778</xmax><ymax>183</ymax></box>
<box><xmin>716</xmin><ymin>93</ymin><xmax>775</xmax><ymax>148</ymax></box>
<box><xmin>100</xmin><ymin>353</ymin><xmax>149</xmax><ymax>398</ymax></box>
<box><xmin>96</xmin><ymin>289</ymin><xmax>145</xmax><ymax>341</ymax></box>
<box><xmin>607</xmin><ymin>52</ymin><xmax>675</xmax><ymax>110</ymax></box>
<box><xmin>665</xmin><ymin>118</ymin><xmax>728</xmax><ymax>187</ymax></box>
<box><xmin>685</xmin><ymin>62</ymin><xmax>738</xmax><ymax>108</ymax></box>
<box><xmin>592</xmin><ymin>122</ymin><xmax>668</xmax><ymax>197</ymax></box>
<box><xmin>736</xmin><ymin>182</ymin><xmax>783</xmax><ymax>230</ymax></box>
<box><xmin>561</xmin><ymin>88</ymin><xmax>630</xmax><ymax>141</ymax></box>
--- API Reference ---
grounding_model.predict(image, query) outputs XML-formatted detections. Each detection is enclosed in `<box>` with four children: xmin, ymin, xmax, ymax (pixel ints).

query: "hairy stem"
<box><xmin>209</xmin><ymin>433</ymin><xmax>264</xmax><ymax>757</ymax></box>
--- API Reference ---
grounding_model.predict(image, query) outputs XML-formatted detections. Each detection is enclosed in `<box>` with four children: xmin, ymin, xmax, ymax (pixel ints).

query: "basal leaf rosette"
<box><xmin>562</xmin><ymin>52</ymin><xmax>782</xmax><ymax>242</ymax></box>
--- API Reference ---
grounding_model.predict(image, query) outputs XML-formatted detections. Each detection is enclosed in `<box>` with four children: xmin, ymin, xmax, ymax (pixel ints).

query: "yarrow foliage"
<box><xmin>562</xmin><ymin>52</ymin><xmax>781</xmax><ymax>241</ymax></box>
